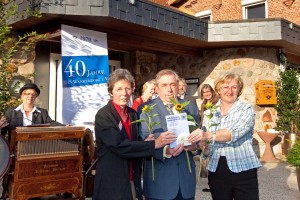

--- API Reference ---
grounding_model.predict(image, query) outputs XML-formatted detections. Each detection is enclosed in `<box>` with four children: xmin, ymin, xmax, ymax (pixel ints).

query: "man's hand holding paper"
<box><xmin>166</xmin><ymin>113</ymin><xmax>191</xmax><ymax>148</ymax></box>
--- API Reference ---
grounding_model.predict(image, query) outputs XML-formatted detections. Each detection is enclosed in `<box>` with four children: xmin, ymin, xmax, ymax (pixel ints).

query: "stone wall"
<box><xmin>6</xmin><ymin>35</ymin><xmax>41</xmax><ymax>106</ymax></box>
<box><xmin>134</xmin><ymin>47</ymin><xmax>283</xmax><ymax>158</ymax></box>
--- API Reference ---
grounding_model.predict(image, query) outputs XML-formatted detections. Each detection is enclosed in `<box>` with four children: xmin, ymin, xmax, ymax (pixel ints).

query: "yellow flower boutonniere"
<box><xmin>170</xmin><ymin>98</ymin><xmax>198</xmax><ymax>131</ymax></box>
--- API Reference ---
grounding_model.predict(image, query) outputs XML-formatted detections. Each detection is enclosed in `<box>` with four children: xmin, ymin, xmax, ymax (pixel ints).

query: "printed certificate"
<box><xmin>166</xmin><ymin>113</ymin><xmax>191</xmax><ymax>148</ymax></box>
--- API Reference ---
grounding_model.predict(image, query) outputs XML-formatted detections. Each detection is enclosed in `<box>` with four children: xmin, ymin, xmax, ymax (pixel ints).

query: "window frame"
<box><xmin>194</xmin><ymin>9</ymin><xmax>212</xmax><ymax>21</ymax></box>
<box><xmin>242</xmin><ymin>0</ymin><xmax>268</xmax><ymax>19</ymax></box>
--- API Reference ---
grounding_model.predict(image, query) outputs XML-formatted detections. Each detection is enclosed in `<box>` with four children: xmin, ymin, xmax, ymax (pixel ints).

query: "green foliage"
<box><xmin>286</xmin><ymin>137</ymin><xmax>300</xmax><ymax>167</ymax></box>
<box><xmin>0</xmin><ymin>1</ymin><xmax>45</xmax><ymax>116</ymax></box>
<box><xmin>131</xmin><ymin>104</ymin><xmax>160</xmax><ymax>134</ymax></box>
<box><xmin>275</xmin><ymin>68</ymin><xmax>300</xmax><ymax>132</ymax></box>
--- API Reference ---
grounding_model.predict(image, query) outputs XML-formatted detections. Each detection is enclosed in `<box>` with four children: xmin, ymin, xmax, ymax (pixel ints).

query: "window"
<box><xmin>195</xmin><ymin>10</ymin><xmax>212</xmax><ymax>21</ymax></box>
<box><xmin>242</xmin><ymin>0</ymin><xmax>267</xmax><ymax>19</ymax></box>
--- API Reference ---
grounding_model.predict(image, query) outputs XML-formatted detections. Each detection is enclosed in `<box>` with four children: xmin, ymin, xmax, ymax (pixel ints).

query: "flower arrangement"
<box><xmin>197</xmin><ymin>101</ymin><xmax>220</xmax><ymax>182</ymax></box>
<box><xmin>203</xmin><ymin>101</ymin><xmax>220</xmax><ymax>129</ymax></box>
<box><xmin>131</xmin><ymin>104</ymin><xmax>160</xmax><ymax>181</ymax></box>
<box><xmin>170</xmin><ymin>98</ymin><xmax>199</xmax><ymax>173</ymax></box>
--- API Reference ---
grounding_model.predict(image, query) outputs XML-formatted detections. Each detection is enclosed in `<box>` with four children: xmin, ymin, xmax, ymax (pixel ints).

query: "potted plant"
<box><xmin>275</xmin><ymin>67</ymin><xmax>300</xmax><ymax>155</ymax></box>
<box><xmin>286</xmin><ymin>137</ymin><xmax>300</xmax><ymax>190</ymax></box>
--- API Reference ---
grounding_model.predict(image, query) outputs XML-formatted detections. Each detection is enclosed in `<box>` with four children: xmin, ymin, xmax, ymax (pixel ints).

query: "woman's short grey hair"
<box><xmin>107</xmin><ymin>69</ymin><xmax>135</xmax><ymax>93</ymax></box>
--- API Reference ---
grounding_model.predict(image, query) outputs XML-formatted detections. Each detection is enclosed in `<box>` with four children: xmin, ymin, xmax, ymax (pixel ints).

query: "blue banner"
<box><xmin>62</xmin><ymin>55</ymin><xmax>109</xmax><ymax>87</ymax></box>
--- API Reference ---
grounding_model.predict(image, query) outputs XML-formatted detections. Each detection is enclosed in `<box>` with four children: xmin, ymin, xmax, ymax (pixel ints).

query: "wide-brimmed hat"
<box><xmin>19</xmin><ymin>83</ymin><xmax>40</xmax><ymax>96</ymax></box>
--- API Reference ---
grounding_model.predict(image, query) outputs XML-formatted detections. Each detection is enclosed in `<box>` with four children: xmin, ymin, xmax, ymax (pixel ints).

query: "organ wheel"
<box><xmin>82</xmin><ymin>128</ymin><xmax>95</xmax><ymax>165</ymax></box>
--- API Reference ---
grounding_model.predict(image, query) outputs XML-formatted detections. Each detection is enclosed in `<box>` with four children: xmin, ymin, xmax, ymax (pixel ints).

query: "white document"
<box><xmin>166</xmin><ymin>113</ymin><xmax>191</xmax><ymax>148</ymax></box>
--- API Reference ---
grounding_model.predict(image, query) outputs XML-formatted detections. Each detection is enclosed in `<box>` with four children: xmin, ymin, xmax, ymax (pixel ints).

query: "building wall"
<box><xmin>268</xmin><ymin>0</ymin><xmax>300</xmax><ymax>25</ymax></box>
<box><xmin>154</xmin><ymin>0</ymin><xmax>300</xmax><ymax>26</ymax></box>
<box><xmin>135</xmin><ymin>47</ymin><xmax>283</xmax><ymax>158</ymax></box>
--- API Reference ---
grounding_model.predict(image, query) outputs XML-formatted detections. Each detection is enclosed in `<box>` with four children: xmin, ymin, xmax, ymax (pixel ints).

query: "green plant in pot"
<box><xmin>0</xmin><ymin>1</ymin><xmax>45</xmax><ymax>117</ymax></box>
<box><xmin>275</xmin><ymin>67</ymin><xmax>300</xmax><ymax>155</ymax></box>
<box><xmin>286</xmin><ymin>137</ymin><xmax>300</xmax><ymax>191</ymax></box>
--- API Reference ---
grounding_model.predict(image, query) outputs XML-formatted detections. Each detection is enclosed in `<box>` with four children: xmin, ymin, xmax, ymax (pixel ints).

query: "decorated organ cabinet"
<box><xmin>9</xmin><ymin>126</ymin><xmax>85</xmax><ymax>200</ymax></box>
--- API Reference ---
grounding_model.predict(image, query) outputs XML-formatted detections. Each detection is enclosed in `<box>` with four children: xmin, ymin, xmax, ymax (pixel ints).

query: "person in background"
<box><xmin>132</xmin><ymin>79</ymin><xmax>155</xmax><ymax>111</ymax></box>
<box><xmin>93</xmin><ymin>69</ymin><xmax>176</xmax><ymax>200</ymax></box>
<box><xmin>199</xmin><ymin>83</ymin><xmax>219</xmax><ymax>127</ymax></box>
<box><xmin>127</xmin><ymin>82</ymin><xmax>135</xmax><ymax>107</ymax></box>
<box><xmin>198</xmin><ymin>84</ymin><xmax>219</xmax><ymax>192</ymax></box>
<box><xmin>189</xmin><ymin>73</ymin><xmax>261</xmax><ymax>200</ymax></box>
<box><xmin>178</xmin><ymin>77</ymin><xmax>196</xmax><ymax>103</ymax></box>
<box><xmin>152</xmin><ymin>86</ymin><xmax>159</xmax><ymax>99</ymax></box>
<box><xmin>139</xmin><ymin>69</ymin><xmax>200</xmax><ymax>200</ymax></box>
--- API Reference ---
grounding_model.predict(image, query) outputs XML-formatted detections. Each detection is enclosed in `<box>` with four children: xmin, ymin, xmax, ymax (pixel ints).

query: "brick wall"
<box><xmin>150</xmin><ymin>0</ymin><xmax>300</xmax><ymax>26</ymax></box>
<box><xmin>268</xmin><ymin>0</ymin><xmax>300</xmax><ymax>25</ymax></box>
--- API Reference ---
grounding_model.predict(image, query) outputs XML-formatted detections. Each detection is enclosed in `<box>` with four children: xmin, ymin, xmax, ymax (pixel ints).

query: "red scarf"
<box><xmin>112</xmin><ymin>101</ymin><xmax>133</xmax><ymax>180</ymax></box>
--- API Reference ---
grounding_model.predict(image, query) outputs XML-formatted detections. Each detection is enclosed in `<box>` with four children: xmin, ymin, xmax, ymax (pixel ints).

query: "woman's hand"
<box><xmin>188</xmin><ymin>128</ymin><xmax>205</xmax><ymax>143</ymax></box>
<box><xmin>0</xmin><ymin>116</ymin><xmax>9</xmax><ymax>129</ymax></box>
<box><xmin>145</xmin><ymin>133</ymin><xmax>155</xmax><ymax>141</ymax></box>
<box><xmin>198</xmin><ymin>140</ymin><xmax>210</xmax><ymax>156</ymax></box>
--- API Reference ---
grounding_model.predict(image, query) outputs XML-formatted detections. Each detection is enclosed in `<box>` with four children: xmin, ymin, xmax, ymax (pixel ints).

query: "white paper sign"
<box><xmin>166</xmin><ymin>113</ymin><xmax>191</xmax><ymax>148</ymax></box>
<box><xmin>61</xmin><ymin>25</ymin><xmax>110</xmax><ymax>125</ymax></box>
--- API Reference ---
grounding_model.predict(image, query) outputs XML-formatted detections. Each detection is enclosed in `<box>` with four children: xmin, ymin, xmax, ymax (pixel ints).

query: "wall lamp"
<box><xmin>129</xmin><ymin>0</ymin><xmax>135</xmax><ymax>5</ymax></box>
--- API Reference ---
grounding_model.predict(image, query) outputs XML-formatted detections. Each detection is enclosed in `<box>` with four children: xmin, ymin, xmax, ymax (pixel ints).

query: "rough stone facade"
<box><xmin>134</xmin><ymin>47</ymin><xmax>283</xmax><ymax>158</ymax></box>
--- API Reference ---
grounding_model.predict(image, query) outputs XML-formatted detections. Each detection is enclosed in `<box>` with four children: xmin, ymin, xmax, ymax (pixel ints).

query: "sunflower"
<box><xmin>175</xmin><ymin>103</ymin><xmax>184</xmax><ymax>111</ymax></box>
<box><xmin>142</xmin><ymin>105</ymin><xmax>149</xmax><ymax>112</ymax></box>
<box><xmin>204</xmin><ymin>101</ymin><xmax>213</xmax><ymax>109</ymax></box>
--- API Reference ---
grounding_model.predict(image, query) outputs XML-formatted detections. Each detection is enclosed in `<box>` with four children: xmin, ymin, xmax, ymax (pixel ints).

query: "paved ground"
<box><xmin>14</xmin><ymin>160</ymin><xmax>300</xmax><ymax>200</ymax></box>
<box><xmin>81</xmin><ymin>161</ymin><xmax>300</xmax><ymax>200</ymax></box>
<box><xmin>195</xmin><ymin>161</ymin><xmax>300</xmax><ymax>200</ymax></box>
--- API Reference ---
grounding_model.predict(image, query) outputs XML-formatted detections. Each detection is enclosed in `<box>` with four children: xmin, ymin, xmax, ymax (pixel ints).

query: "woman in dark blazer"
<box><xmin>93</xmin><ymin>69</ymin><xmax>176</xmax><ymax>200</ymax></box>
<box><xmin>1</xmin><ymin>83</ymin><xmax>64</xmax><ymax>137</ymax></box>
<box><xmin>0</xmin><ymin>83</ymin><xmax>64</xmax><ymax>199</ymax></box>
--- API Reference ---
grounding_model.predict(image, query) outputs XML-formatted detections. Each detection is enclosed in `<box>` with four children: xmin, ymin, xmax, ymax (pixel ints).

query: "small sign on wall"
<box><xmin>255</xmin><ymin>80</ymin><xmax>277</xmax><ymax>105</ymax></box>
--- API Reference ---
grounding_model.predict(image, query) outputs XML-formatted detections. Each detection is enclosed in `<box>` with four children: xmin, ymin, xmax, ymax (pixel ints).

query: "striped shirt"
<box><xmin>202</xmin><ymin>99</ymin><xmax>262</xmax><ymax>173</ymax></box>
